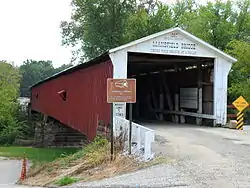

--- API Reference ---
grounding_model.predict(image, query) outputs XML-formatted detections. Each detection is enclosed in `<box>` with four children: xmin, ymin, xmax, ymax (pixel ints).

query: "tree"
<box><xmin>123</xmin><ymin>2</ymin><xmax>174</xmax><ymax>43</ymax></box>
<box><xmin>227</xmin><ymin>40</ymin><xmax>250</xmax><ymax>102</ymax></box>
<box><xmin>178</xmin><ymin>0</ymin><xmax>236</xmax><ymax>50</ymax></box>
<box><xmin>19</xmin><ymin>60</ymin><xmax>55</xmax><ymax>97</ymax></box>
<box><xmin>172</xmin><ymin>0</ymin><xmax>197</xmax><ymax>25</ymax></box>
<box><xmin>227</xmin><ymin>40</ymin><xmax>250</xmax><ymax>121</ymax></box>
<box><xmin>138</xmin><ymin>0</ymin><xmax>158</xmax><ymax>14</ymax></box>
<box><xmin>55</xmin><ymin>63</ymin><xmax>74</xmax><ymax>73</ymax></box>
<box><xmin>61</xmin><ymin>0</ymin><xmax>137</xmax><ymax>61</ymax></box>
<box><xmin>0</xmin><ymin>61</ymin><xmax>21</xmax><ymax>144</ymax></box>
<box><xmin>19</xmin><ymin>60</ymin><xmax>73</xmax><ymax>97</ymax></box>
<box><xmin>234</xmin><ymin>0</ymin><xmax>250</xmax><ymax>41</ymax></box>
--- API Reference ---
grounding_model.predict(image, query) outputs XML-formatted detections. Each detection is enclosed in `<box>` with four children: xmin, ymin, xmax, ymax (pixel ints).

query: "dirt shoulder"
<box><xmin>21</xmin><ymin>137</ymin><xmax>169</xmax><ymax>187</ymax></box>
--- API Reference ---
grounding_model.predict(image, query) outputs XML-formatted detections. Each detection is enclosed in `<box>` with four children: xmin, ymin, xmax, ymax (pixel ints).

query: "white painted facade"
<box><xmin>109</xmin><ymin>27</ymin><xmax>237</xmax><ymax>126</ymax></box>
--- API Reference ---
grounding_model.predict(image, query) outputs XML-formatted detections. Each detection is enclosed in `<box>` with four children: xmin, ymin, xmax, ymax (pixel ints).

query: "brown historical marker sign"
<box><xmin>107</xmin><ymin>78</ymin><xmax>136</xmax><ymax>103</ymax></box>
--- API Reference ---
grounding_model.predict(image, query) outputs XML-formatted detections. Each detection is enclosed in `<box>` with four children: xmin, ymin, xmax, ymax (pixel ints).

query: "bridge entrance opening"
<box><xmin>126</xmin><ymin>52</ymin><xmax>215</xmax><ymax>126</ymax></box>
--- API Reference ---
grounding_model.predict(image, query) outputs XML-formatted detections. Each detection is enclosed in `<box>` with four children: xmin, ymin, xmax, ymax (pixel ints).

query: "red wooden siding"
<box><xmin>31</xmin><ymin>60</ymin><xmax>113</xmax><ymax>141</ymax></box>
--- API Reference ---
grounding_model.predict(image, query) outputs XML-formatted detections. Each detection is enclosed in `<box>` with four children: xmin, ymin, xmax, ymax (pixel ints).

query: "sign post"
<box><xmin>129</xmin><ymin>103</ymin><xmax>133</xmax><ymax>154</ymax></box>
<box><xmin>107</xmin><ymin>78</ymin><xmax>136</xmax><ymax>158</ymax></box>
<box><xmin>232</xmin><ymin>96</ymin><xmax>249</xmax><ymax>130</ymax></box>
<box><xmin>110</xmin><ymin>103</ymin><xmax>114</xmax><ymax>160</ymax></box>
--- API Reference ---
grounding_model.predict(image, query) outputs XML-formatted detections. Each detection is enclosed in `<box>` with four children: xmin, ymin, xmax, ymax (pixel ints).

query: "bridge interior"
<box><xmin>126</xmin><ymin>52</ymin><xmax>215</xmax><ymax>126</ymax></box>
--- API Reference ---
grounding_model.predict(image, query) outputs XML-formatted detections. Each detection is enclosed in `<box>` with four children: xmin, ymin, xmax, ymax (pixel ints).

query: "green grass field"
<box><xmin>0</xmin><ymin>147</ymin><xmax>79</xmax><ymax>162</ymax></box>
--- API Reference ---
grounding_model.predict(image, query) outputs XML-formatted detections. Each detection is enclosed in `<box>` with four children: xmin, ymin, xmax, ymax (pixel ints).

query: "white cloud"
<box><xmin>0</xmin><ymin>0</ymin><xmax>72</xmax><ymax>68</ymax></box>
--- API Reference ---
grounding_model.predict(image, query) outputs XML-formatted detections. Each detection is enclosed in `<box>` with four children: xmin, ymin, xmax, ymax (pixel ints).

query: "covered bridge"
<box><xmin>31</xmin><ymin>27</ymin><xmax>237</xmax><ymax>141</ymax></box>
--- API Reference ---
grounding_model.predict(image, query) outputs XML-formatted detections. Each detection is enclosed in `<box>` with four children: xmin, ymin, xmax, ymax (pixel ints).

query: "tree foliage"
<box><xmin>123</xmin><ymin>2</ymin><xmax>174</xmax><ymax>43</ymax></box>
<box><xmin>227</xmin><ymin>40</ymin><xmax>250</xmax><ymax>102</ymax></box>
<box><xmin>235</xmin><ymin>0</ymin><xmax>250</xmax><ymax>41</ymax></box>
<box><xmin>179</xmin><ymin>0</ymin><xmax>236</xmax><ymax>50</ymax></box>
<box><xmin>20</xmin><ymin>60</ymin><xmax>73</xmax><ymax>97</ymax></box>
<box><xmin>0</xmin><ymin>61</ymin><xmax>22</xmax><ymax>144</ymax></box>
<box><xmin>61</xmin><ymin>0</ymin><xmax>137</xmax><ymax>60</ymax></box>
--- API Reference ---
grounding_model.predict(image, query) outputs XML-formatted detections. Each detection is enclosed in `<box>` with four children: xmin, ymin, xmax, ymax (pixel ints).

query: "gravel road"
<box><xmin>69</xmin><ymin>123</ymin><xmax>250</xmax><ymax>188</ymax></box>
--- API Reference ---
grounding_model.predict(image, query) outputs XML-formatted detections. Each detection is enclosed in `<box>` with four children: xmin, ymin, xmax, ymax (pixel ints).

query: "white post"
<box><xmin>196</xmin><ymin>88</ymin><xmax>203</xmax><ymax>125</ymax></box>
<box><xmin>136</xmin><ymin>126</ymin><xmax>141</xmax><ymax>151</ymax></box>
<box><xmin>197</xmin><ymin>65</ymin><xmax>202</xmax><ymax>125</ymax></box>
<box><xmin>180</xmin><ymin>109</ymin><xmax>186</xmax><ymax>124</ymax></box>
<box><xmin>144</xmin><ymin>131</ymin><xmax>151</xmax><ymax>161</ymax></box>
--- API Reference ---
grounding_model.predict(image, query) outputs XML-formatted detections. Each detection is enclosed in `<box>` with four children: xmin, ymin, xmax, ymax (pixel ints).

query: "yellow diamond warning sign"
<box><xmin>232</xmin><ymin>96</ymin><xmax>249</xmax><ymax>112</ymax></box>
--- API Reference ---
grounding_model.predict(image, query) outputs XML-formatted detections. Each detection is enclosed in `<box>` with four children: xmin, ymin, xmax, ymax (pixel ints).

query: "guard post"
<box><xmin>236</xmin><ymin>111</ymin><xmax>244</xmax><ymax>130</ymax></box>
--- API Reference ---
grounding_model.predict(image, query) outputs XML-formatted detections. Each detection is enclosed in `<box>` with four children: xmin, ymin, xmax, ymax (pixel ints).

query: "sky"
<box><xmin>0</xmin><ymin>0</ymin><xmax>214</xmax><ymax>68</ymax></box>
<box><xmin>0</xmin><ymin>0</ymin><xmax>72</xmax><ymax>68</ymax></box>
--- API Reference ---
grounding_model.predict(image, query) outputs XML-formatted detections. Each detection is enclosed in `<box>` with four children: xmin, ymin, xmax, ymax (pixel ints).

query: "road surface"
<box><xmin>70</xmin><ymin>123</ymin><xmax>250</xmax><ymax>188</ymax></box>
<box><xmin>0</xmin><ymin>158</ymin><xmax>40</xmax><ymax>188</ymax></box>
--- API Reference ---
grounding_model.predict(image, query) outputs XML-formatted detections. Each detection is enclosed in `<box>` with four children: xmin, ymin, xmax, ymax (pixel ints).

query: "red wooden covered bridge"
<box><xmin>31</xmin><ymin>27</ymin><xmax>237</xmax><ymax>141</ymax></box>
<box><xmin>31</xmin><ymin>54</ymin><xmax>113</xmax><ymax>141</ymax></box>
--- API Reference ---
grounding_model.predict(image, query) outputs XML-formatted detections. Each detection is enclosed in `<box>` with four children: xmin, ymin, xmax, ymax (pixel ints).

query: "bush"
<box><xmin>0</xmin><ymin>61</ymin><xmax>23</xmax><ymax>145</ymax></box>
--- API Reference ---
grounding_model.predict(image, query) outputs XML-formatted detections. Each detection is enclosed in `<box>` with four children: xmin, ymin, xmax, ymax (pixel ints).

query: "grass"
<box><xmin>23</xmin><ymin>137</ymin><xmax>111</xmax><ymax>186</ymax></box>
<box><xmin>59</xmin><ymin>138</ymin><xmax>108</xmax><ymax>167</ymax></box>
<box><xmin>55</xmin><ymin>176</ymin><xmax>79</xmax><ymax>186</ymax></box>
<box><xmin>0</xmin><ymin>146</ymin><xmax>79</xmax><ymax>162</ymax></box>
<box><xmin>21</xmin><ymin>136</ymin><xmax>170</xmax><ymax>187</ymax></box>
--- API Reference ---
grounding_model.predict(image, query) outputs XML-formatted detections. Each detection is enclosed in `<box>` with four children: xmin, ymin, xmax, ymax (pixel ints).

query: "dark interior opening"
<box><xmin>126</xmin><ymin>52</ymin><xmax>214</xmax><ymax>126</ymax></box>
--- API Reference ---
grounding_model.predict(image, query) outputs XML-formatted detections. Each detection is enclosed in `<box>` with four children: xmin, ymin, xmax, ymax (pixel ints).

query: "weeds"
<box><xmin>59</xmin><ymin>136</ymin><xmax>109</xmax><ymax>168</ymax></box>
<box><xmin>55</xmin><ymin>176</ymin><xmax>79</xmax><ymax>186</ymax></box>
<box><xmin>23</xmin><ymin>136</ymin><xmax>169</xmax><ymax>187</ymax></box>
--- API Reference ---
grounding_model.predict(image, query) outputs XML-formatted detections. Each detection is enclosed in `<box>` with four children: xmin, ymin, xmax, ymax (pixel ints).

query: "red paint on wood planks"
<box><xmin>31</xmin><ymin>60</ymin><xmax>113</xmax><ymax>141</ymax></box>
<box><xmin>227</xmin><ymin>114</ymin><xmax>237</xmax><ymax>118</ymax></box>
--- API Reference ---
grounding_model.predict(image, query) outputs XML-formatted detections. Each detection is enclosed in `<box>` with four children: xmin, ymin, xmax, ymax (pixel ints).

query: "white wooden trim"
<box><xmin>109</xmin><ymin>27</ymin><xmax>237</xmax><ymax>63</ymax></box>
<box><xmin>109</xmin><ymin>27</ymin><xmax>177</xmax><ymax>53</ymax></box>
